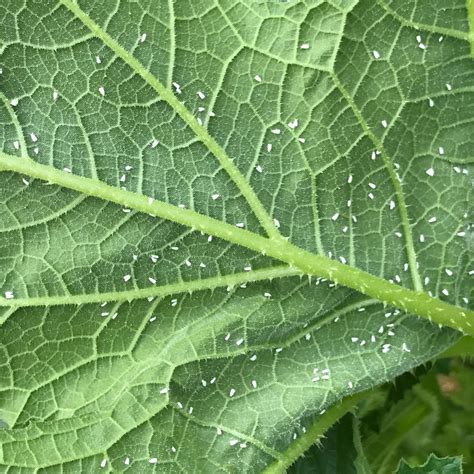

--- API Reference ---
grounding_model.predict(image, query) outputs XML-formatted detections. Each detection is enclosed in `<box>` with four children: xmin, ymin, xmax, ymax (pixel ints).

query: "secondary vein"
<box><xmin>1</xmin><ymin>93</ymin><xmax>28</xmax><ymax>157</ymax></box>
<box><xmin>377</xmin><ymin>0</ymin><xmax>474</xmax><ymax>44</ymax></box>
<box><xmin>58</xmin><ymin>0</ymin><xmax>282</xmax><ymax>240</ymax></box>
<box><xmin>0</xmin><ymin>265</ymin><xmax>299</xmax><ymax>308</ymax></box>
<box><xmin>330</xmin><ymin>73</ymin><xmax>423</xmax><ymax>292</ymax></box>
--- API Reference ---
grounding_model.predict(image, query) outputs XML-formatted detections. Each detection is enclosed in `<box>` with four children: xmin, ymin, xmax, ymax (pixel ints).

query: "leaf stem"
<box><xmin>262</xmin><ymin>392</ymin><xmax>368</xmax><ymax>473</ymax></box>
<box><xmin>0</xmin><ymin>152</ymin><xmax>472</xmax><ymax>335</ymax></box>
<box><xmin>271</xmin><ymin>238</ymin><xmax>474</xmax><ymax>335</ymax></box>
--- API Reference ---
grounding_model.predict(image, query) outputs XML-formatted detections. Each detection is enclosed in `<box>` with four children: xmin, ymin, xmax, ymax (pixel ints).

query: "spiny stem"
<box><xmin>262</xmin><ymin>392</ymin><xmax>368</xmax><ymax>473</ymax></box>
<box><xmin>0</xmin><ymin>266</ymin><xmax>299</xmax><ymax>307</ymax></box>
<box><xmin>0</xmin><ymin>152</ymin><xmax>472</xmax><ymax>335</ymax></box>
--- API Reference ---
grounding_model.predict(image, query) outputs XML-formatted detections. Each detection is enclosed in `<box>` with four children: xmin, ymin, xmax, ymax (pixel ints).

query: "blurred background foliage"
<box><xmin>289</xmin><ymin>337</ymin><xmax>474</xmax><ymax>473</ymax></box>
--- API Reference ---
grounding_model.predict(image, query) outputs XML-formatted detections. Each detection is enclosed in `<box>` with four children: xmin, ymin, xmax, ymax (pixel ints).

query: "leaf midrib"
<box><xmin>2</xmin><ymin>3</ymin><xmax>471</xmax><ymax>332</ymax></box>
<box><xmin>0</xmin><ymin>0</ymin><xmax>474</xmax><ymax>472</ymax></box>
<box><xmin>0</xmin><ymin>151</ymin><xmax>472</xmax><ymax>336</ymax></box>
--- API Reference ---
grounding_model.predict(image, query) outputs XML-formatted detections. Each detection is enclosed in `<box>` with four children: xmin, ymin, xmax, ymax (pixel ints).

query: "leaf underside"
<box><xmin>0</xmin><ymin>0</ymin><xmax>472</xmax><ymax>471</ymax></box>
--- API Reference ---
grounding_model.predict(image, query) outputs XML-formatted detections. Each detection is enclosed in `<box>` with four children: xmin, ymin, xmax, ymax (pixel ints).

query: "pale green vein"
<box><xmin>0</xmin><ymin>266</ymin><xmax>299</xmax><ymax>308</ymax></box>
<box><xmin>0</xmin><ymin>151</ymin><xmax>472</xmax><ymax>335</ymax></box>
<box><xmin>330</xmin><ymin>73</ymin><xmax>423</xmax><ymax>292</ymax></box>
<box><xmin>262</xmin><ymin>391</ymin><xmax>369</xmax><ymax>473</ymax></box>
<box><xmin>378</xmin><ymin>0</ymin><xmax>474</xmax><ymax>43</ymax></box>
<box><xmin>3</xmin><ymin>35</ymin><xmax>95</xmax><ymax>51</ymax></box>
<box><xmin>0</xmin><ymin>151</ymin><xmax>277</xmax><ymax>258</ymax></box>
<box><xmin>0</xmin><ymin>307</ymin><xmax>17</xmax><ymax>326</ymax></box>
<box><xmin>69</xmin><ymin>102</ymin><xmax>98</xmax><ymax>180</ymax></box>
<box><xmin>0</xmin><ymin>195</ymin><xmax>86</xmax><ymax>232</ymax></box>
<box><xmin>307</xmin><ymin>169</ymin><xmax>325</xmax><ymax>256</ymax></box>
<box><xmin>58</xmin><ymin>0</ymin><xmax>282</xmax><ymax>240</ymax></box>
<box><xmin>409</xmin><ymin>87</ymin><xmax>474</xmax><ymax>103</ymax></box>
<box><xmin>214</xmin><ymin>3</ymin><xmax>332</xmax><ymax>72</ymax></box>
<box><xmin>0</xmin><ymin>93</ymin><xmax>28</xmax><ymax>157</ymax></box>
<box><xmin>166</xmin><ymin>0</ymin><xmax>175</xmax><ymax>89</ymax></box>
<box><xmin>468</xmin><ymin>0</ymin><xmax>474</xmax><ymax>57</ymax></box>
<box><xmin>175</xmin><ymin>408</ymin><xmax>283</xmax><ymax>461</ymax></box>
<box><xmin>328</xmin><ymin>9</ymin><xmax>349</xmax><ymax>71</ymax></box>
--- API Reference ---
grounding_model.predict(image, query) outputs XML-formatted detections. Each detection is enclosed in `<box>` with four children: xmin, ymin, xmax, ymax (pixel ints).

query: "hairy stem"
<box><xmin>1</xmin><ymin>152</ymin><xmax>472</xmax><ymax>335</ymax></box>
<box><xmin>0</xmin><ymin>266</ymin><xmax>299</xmax><ymax>307</ymax></box>
<box><xmin>262</xmin><ymin>392</ymin><xmax>368</xmax><ymax>473</ymax></box>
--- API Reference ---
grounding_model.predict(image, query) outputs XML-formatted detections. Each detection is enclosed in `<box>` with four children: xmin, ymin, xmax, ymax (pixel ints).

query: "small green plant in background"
<box><xmin>0</xmin><ymin>0</ymin><xmax>473</xmax><ymax>471</ymax></box>
<box><xmin>286</xmin><ymin>352</ymin><xmax>474</xmax><ymax>473</ymax></box>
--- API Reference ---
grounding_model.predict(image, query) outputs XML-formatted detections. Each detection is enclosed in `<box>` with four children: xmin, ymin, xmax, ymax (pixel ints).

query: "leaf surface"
<box><xmin>0</xmin><ymin>0</ymin><xmax>472</xmax><ymax>471</ymax></box>
<box><xmin>396</xmin><ymin>454</ymin><xmax>463</xmax><ymax>474</ymax></box>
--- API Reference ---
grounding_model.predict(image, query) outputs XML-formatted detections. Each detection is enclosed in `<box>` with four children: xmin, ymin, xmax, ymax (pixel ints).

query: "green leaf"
<box><xmin>396</xmin><ymin>454</ymin><xmax>463</xmax><ymax>474</ymax></box>
<box><xmin>439</xmin><ymin>336</ymin><xmax>474</xmax><ymax>358</ymax></box>
<box><xmin>385</xmin><ymin>360</ymin><xmax>474</xmax><ymax>471</ymax></box>
<box><xmin>0</xmin><ymin>0</ymin><xmax>472</xmax><ymax>471</ymax></box>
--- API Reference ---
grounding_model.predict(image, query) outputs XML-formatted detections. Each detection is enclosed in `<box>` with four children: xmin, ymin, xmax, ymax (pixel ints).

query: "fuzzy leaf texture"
<box><xmin>0</xmin><ymin>0</ymin><xmax>473</xmax><ymax>472</ymax></box>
